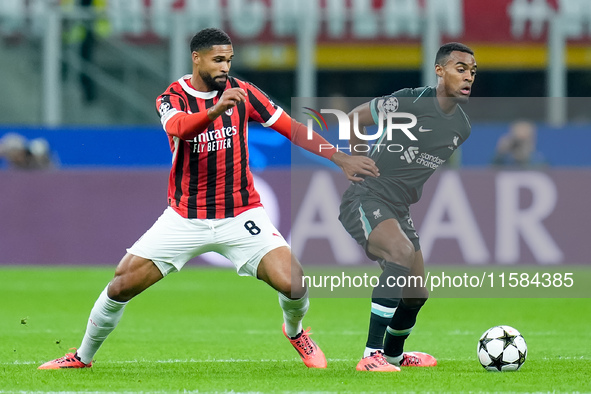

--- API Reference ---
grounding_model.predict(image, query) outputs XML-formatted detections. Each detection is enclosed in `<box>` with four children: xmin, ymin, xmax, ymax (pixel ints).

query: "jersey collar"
<box><xmin>178</xmin><ymin>75</ymin><xmax>218</xmax><ymax>99</ymax></box>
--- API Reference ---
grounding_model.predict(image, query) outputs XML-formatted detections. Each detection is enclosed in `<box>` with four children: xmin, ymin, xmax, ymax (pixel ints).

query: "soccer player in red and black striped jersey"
<box><xmin>39</xmin><ymin>28</ymin><xmax>378</xmax><ymax>370</ymax></box>
<box><xmin>158</xmin><ymin>48</ymin><xmax>329</xmax><ymax>219</ymax></box>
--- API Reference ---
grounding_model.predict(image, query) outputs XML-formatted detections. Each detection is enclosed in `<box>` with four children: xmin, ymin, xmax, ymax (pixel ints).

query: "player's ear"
<box><xmin>192</xmin><ymin>51</ymin><xmax>200</xmax><ymax>66</ymax></box>
<box><xmin>435</xmin><ymin>64</ymin><xmax>444</xmax><ymax>78</ymax></box>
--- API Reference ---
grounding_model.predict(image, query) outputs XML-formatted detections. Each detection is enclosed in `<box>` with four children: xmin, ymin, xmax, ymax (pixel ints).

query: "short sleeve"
<box><xmin>156</xmin><ymin>91</ymin><xmax>187</xmax><ymax>130</ymax></box>
<box><xmin>245</xmin><ymin>82</ymin><xmax>283</xmax><ymax>127</ymax></box>
<box><xmin>369</xmin><ymin>95</ymin><xmax>401</xmax><ymax>125</ymax></box>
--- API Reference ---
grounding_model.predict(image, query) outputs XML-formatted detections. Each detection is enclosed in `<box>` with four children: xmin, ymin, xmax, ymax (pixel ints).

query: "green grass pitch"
<box><xmin>1</xmin><ymin>267</ymin><xmax>590</xmax><ymax>393</ymax></box>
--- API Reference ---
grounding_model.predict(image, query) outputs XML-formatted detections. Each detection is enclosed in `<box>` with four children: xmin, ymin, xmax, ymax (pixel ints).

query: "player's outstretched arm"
<box><xmin>328</xmin><ymin>101</ymin><xmax>381</xmax><ymax>181</ymax></box>
<box><xmin>270</xmin><ymin>112</ymin><xmax>379</xmax><ymax>182</ymax></box>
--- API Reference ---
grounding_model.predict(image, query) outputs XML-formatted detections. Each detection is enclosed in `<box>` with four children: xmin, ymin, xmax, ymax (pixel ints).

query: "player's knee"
<box><xmin>275</xmin><ymin>275</ymin><xmax>306</xmax><ymax>299</ymax></box>
<box><xmin>108</xmin><ymin>255</ymin><xmax>161</xmax><ymax>302</ymax></box>
<box><xmin>106</xmin><ymin>274</ymin><xmax>137</xmax><ymax>302</ymax></box>
<box><xmin>108</xmin><ymin>269</ymin><xmax>140</xmax><ymax>302</ymax></box>
<box><xmin>379</xmin><ymin>242</ymin><xmax>415</xmax><ymax>267</ymax></box>
<box><xmin>106</xmin><ymin>279</ymin><xmax>128</xmax><ymax>302</ymax></box>
<box><xmin>260</xmin><ymin>253</ymin><xmax>306</xmax><ymax>298</ymax></box>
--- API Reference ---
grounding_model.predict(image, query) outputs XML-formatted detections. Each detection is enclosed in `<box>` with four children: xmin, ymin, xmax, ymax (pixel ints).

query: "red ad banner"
<box><xmin>6</xmin><ymin>0</ymin><xmax>590</xmax><ymax>68</ymax></box>
<box><xmin>6</xmin><ymin>0</ymin><xmax>584</xmax><ymax>43</ymax></box>
<box><xmin>74</xmin><ymin>0</ymin><xmax>582</xmax><ymax>43</ymax></box>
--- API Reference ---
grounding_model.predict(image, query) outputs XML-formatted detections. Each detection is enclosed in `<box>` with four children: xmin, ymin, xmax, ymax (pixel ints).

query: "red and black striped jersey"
<box><xmin>156</xmin><ymin>75</ymin><xmax>283</xmax><ymax>219</ymax></box>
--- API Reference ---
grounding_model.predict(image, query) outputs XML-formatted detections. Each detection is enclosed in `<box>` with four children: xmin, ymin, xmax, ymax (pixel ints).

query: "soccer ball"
<box><xmin>477</xmin><ymin>325</ymin><xmax>527</xmax><ymax>371</ymax></box>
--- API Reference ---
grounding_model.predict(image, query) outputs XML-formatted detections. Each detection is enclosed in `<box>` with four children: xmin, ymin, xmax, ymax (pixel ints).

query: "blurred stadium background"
<box><xmin>1</xmin><ymin>0</ymin><xmax>590</xmax><ymax>271</ymax></box>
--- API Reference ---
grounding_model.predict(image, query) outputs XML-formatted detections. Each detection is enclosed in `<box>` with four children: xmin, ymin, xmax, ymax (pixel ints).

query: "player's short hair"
<box><xmin>190</xmin><ymin>28</ymin><xmax>232</xmax><ymax>53</ymax></box>
<box><xmin>435</xmin><ymin>42</ymin><xmax>474</xmax><ymax>66</ymax></box>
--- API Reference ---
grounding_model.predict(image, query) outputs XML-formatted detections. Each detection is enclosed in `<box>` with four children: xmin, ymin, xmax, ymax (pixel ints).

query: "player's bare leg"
<box><xmin>108</xmin><ymin>253</ymin><xmax>164</xmax><ymax>302</ymax></box>
<box><xmin>257</xmin><ymin>246</ymin><xmax>305</xmax><ymax>299</ymax></box>
<box><xmin>384</xmin><ymin>250</ymin><xmax>436</xmax><ymax>367</ymax></box>
<box><xmin>257</xmin><ymin>246</ymin><xmax>327</xmax><ymax>368</ymax></box>
<box><xmin>39</xmin><ymin>254</ymin><xmax>163</xmax><ymax>369</ymax></box>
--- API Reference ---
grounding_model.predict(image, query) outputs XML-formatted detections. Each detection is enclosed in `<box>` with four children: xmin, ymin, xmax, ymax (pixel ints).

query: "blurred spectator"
<box><xmin>492</xmin><ymin>120</ymin><xmax>546</xmax><ymax>168</ymax></box>
<box><xmin>0</xmin><ymin>133</ymin><xmax>56</xmax><ymax>170</ymax></box>
<box><xmin>79</xmin><ymin>0</ymin><xmax>97</xmax><ymax>102</ymax></box>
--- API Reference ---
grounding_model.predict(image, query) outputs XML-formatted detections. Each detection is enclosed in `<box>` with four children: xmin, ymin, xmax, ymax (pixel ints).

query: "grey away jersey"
<box><xmin>360</xmin><ymin>86</ymin><xmax>471</xmax><ymax>205</ymax></box>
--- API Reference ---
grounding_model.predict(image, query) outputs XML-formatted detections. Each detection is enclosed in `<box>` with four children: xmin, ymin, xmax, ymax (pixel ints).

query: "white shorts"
<box><xmin>127</xmin><ymin>206</ymin><xmax>289</xmax><ymax>277</ymax></box>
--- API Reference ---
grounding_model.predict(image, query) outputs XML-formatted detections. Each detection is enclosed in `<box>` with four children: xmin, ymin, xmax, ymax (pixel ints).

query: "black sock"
<box><xmin>366</xmin><ymin>296</ymin><xmax>399</xmax><ymax>350</ymax></box>
<box><xmin>365</xmin><ymin>262</ymin><xmax>410</xmax><ymax>351</ymax></box>
<box><xmin>383</xmin><ymin>300</ymin><xmax>424</xmax><ymax>357</ymax></box>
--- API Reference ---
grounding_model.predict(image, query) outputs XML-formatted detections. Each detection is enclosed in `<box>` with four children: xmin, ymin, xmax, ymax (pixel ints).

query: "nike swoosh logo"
<box><xmin>418</xmin><ymin>126</ymin><xmax>432</xmax><ymax>132</ymax></box>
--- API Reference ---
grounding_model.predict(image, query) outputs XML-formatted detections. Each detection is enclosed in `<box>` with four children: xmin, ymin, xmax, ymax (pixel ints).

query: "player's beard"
<box><xmin>200</xmin><ymin>70</ymin><xmax>227</xmax><ymax>91</ymax></box>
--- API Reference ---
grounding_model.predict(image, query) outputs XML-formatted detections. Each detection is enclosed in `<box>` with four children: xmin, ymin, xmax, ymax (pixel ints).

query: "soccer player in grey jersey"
<box><xmin>339</xmin><ymin>42</ymin><xmax>477</xmax><ymax>372</ymax></box>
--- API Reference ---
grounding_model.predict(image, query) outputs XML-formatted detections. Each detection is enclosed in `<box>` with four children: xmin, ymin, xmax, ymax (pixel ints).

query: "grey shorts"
<box><xmin>338</xmin><ymin>184</ymin><xmax>420</xmax><ymax>261</ymax></box>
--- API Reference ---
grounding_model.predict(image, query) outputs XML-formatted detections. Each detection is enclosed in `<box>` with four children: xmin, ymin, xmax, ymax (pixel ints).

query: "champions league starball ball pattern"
<box><xmin>477</xmin><ymin>325</ymin><xmax>527</xmax><ymax>371</ymax></box>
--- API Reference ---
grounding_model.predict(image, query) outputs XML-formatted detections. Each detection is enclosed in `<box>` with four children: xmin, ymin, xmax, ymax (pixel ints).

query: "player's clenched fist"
<box><xmin>207</xmin><ymin>88</ymin><xmax>246</xmax><ymax>119</ymax></box>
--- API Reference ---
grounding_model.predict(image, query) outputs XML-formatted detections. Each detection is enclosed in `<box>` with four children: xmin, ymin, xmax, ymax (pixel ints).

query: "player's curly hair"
<box><xmin>190</xmin><ymin>28</ymin><xmax>232</xmax><ymax>53</ymax></box>
<box><xmin>435</xmin><ymin>42</ymin><xmax>474</xmax><ymax>66</ymax></box>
